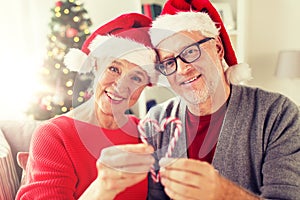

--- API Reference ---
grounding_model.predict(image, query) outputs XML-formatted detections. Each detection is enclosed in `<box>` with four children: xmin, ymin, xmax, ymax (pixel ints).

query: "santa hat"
<box><xmin>150</xmin><ymin>0</ymin><xmax>252</xmax><ymax>84</ymax></box>
<box><xmin>64</xmin><ymin>13</ymin><xmax>159</xmax><ymax>84</ymax></box>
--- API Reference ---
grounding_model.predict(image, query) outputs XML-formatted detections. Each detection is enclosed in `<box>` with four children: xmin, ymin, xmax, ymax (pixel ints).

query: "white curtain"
<box><xmin>0</xmin><ymin>0</ymin><xmax>141</xmax><ymax>120</ymax></box>
<box><xmin>0</xmin><ymin>0</ymin><xmax>52</xmax><ymax>120</ymax></box>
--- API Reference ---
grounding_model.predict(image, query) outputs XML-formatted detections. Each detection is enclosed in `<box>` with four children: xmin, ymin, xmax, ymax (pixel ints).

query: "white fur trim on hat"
<box><xmin>150</xmin><ymin>12</ymin><xmax>219</xmax><ymax>47</ymax></box>
<box><xmin>225</xmin><ymin>63</ymin><xmax>252</xmax><ymax>84</ymax></box>
<box><xmin>90</xmin><ymin>35</ymin><xmax>159</xmax><ymax>84</ymax></box>
<box><xmin>64</xmin><ymin>48</ymin><xmax>89</xmax><ymax>73</ymax></box>
<box><xmin>64</xmin><ymin>35</ymin><xmax>159</xmax><ymax>84</ymax></box>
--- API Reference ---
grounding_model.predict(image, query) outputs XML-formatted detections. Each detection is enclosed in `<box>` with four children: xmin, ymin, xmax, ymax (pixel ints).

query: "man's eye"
<box><xmin>164</xmin><ymin>59</ymin><xmax>175</xmax><ymax>68</ymax></box>
<box><xmin>182</xmin><ymin>47</ymin><xmax>199</xmax><ymax>57</ymax></box>
<box><xmin>187</xmin><ymin>49</ymin><xmax>196</xmax><ymax>54</ymax></box>
<box><xmin>108</xmin><ymin>66</ymin><xmax>119</xmax><ymax>73</ymax></box>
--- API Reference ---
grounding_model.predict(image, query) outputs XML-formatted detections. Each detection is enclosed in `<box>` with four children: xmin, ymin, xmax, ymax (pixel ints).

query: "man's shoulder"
<box><xmin>146</xmin><ymin>96</ymin><xmax>182</xmax><ymax>118</ymax></box>
<box><xmin>232</xmin><ymin>85</ymin><xmax>299</xmax><ymax>112</ymax></box>
<box><xmin>233</xmin><ymin>84</ymin><xmax>291</xmax><ymax>103</ymax></box>
<box><xmin>149</xmin><ymin>96</ymin><xmax>181</xmax><ymax>110</ymax></box>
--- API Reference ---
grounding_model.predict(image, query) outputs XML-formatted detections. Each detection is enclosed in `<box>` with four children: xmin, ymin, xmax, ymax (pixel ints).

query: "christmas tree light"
<box><xmin>26</xmin><ymin>0</ymin><xmax>93</xmax><ymax>120</ymax></box>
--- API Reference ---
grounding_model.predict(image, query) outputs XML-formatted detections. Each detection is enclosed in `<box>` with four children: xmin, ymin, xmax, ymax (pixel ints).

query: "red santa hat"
<box><xmin>64</xmin><ymin>13</ymin><xmax>159</xmax><ymax>84</ymax></box>
<box><xmin>150</xmin><ymin>0</ymin><xmax>252</xmax><ymax>84</ymax></box>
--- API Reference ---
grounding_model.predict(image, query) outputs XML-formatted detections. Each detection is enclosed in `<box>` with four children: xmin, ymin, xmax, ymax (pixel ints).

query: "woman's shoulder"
<box><xmin>128</xmin><ymin>114</ymin><xmax>140</xmax><ymax>125</ymax></box>
<box><xmin>32</xmin><ymin>116</ymin><xmax>77</xmax><ymax>142</ymax></box>
<box><xmin>37</xmin><ymin>116</ymin><xmax>74</xmax><ymax>132</ymax></box>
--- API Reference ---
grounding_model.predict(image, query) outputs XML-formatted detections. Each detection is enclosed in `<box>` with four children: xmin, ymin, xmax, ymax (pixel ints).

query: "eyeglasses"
<box><xmin>155</xmin><ymin>37</ymin><xmax>214</xmax><ymax>76</ymax></box>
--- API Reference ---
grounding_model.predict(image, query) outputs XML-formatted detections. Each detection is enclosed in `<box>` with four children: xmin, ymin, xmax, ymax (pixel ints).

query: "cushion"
<box><xmin>0</xmin><ymin>119</ymin><xmax>42</xmax><ymax>179</ymax></box>
<box><xmin>0</xmin><ymin>129</ymin><xmax>20</xmax><ymax>200</ymax></box>
<box><xmin>16</xmin><ymin>152</ymin><xmax>29</xmax><ymax>187</ymax></box>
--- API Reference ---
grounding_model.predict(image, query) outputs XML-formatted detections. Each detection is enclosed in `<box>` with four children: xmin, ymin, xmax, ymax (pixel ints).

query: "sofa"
<box><xmin>0</xmin><ymin>119</ymin><xmax>42</xmax><ymax>199</ymax></box>
<box><xmin>0</xmin><ymin>101</ymin><xmax>94</xmax><ymax>199</ymax></box>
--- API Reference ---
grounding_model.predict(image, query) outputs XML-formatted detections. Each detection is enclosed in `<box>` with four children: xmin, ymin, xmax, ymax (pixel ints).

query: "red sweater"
<box><xmin>186</xmin><ymin>103</ymin><xmax>227</xmax><ymax>163</ymax></box>
<box><xmin>16</xmin><ymin>116</ymin><xmax>147</xmax><ymax>199</ymax></box>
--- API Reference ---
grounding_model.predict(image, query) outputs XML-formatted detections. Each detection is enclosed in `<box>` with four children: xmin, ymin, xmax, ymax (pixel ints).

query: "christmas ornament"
<box><xmin>66</xmin><ymin>27</ymin><xmax>78</xmax><ymax>38</ymax></box>
<box><xmin>55</xmin><ymin>1</ymin><xmax>63</xmax><ymax>7</ymax></box>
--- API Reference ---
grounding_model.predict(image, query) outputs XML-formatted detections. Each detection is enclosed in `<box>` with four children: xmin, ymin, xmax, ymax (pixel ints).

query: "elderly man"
<box><xmin>143</xmin><ymin>0</ymin><xmax>300</xmax><ymax>199</ymax></box>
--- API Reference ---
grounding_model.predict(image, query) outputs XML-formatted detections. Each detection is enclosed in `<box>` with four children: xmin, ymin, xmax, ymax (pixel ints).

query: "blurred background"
<box><xmin>0</xmin><ymin>0</ymin><xmax>299</xmax><ymax>120</ymax></box>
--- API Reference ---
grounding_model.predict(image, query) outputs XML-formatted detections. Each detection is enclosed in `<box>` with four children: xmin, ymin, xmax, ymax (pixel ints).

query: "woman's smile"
<box><xmin>105</xmin><ymin>90</ymin><xmax>126</xmax><ymax>104</ymax></box>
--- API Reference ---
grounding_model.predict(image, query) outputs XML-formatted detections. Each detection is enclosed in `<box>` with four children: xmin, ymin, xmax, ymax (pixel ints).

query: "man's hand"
<box><xmin>159</xmin><ymin>158</ymin><xmax>261</xmax><ymax>200</ymax></box>
<box><xmin>159</xmin><ymin>158</ymin><xmax>222</xmax><ymax>200</ymax></box>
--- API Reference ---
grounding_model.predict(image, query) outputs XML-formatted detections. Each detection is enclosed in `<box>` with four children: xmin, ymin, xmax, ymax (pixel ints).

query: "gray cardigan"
<box><xmin>145</xmin><ymin>85</ymin><xmax>300</xmax><ymax>200</ymax></box>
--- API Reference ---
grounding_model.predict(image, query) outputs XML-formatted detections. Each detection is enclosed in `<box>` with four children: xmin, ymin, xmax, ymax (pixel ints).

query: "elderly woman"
<box><xmin>16</xmin><ymin>13</ymin><xmax>158</xmax><ymax>200</ymax></box>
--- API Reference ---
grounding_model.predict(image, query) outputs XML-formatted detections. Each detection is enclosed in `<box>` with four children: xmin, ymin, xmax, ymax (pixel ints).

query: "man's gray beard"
<box><xmin>182</xmin><ymin>81</ymin><xmax>217</xmax><ymax>105</ymax></box>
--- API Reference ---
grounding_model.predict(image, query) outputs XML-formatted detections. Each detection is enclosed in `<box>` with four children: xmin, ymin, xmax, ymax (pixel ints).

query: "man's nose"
<box><xmin>176</xmin><ymin>58</ymin><xmax>192</xmax><ymax>75</ymax></box>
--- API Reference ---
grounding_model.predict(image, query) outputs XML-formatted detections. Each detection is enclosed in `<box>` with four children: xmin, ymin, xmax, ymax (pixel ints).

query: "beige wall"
<box><xmin>246</xmin><ymin>0</ymin><xmax>300</xmax><ymax>105</ymax></box>
<box><xmin>83</xmin><ymin>0</ymin><xmax>141</xmax><ymax>31</ymax></box>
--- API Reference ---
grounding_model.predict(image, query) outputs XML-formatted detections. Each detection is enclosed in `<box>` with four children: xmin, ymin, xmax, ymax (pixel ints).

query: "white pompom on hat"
<box><xmin>150</xmin><ymin>0</ymin><xmax>252</xmax><ymax>84</ymax></box>
<box><xmin>64</xmin><ymin>13</ymin><xmax>159</xmax><ymax>84</ymax></box>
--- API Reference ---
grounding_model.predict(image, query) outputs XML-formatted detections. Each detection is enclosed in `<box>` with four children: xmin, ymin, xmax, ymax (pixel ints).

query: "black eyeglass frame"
<box><xmin>155</xmin><ymin>37</ymin><xmax>214</xmax><ymax>76</ymax></box>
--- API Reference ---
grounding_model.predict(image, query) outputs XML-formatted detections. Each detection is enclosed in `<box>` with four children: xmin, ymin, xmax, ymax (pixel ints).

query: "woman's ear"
<box><xmin>215</xmin><ymin>36</ymin><xmax>225</xmax><ymax>60</ymax></box>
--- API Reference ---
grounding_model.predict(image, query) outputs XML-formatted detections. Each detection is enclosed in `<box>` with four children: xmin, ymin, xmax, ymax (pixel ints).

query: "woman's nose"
<box><xmin>113</xmin><ymin>76</ymin><xmax>130</xmax><ymax>93</ymax></box>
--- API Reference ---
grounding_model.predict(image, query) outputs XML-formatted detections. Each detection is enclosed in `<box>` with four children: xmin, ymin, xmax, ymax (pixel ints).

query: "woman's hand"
<box><xmin>80</xmin><ymin>143</ymin><xmax>154</xmax><ymax>200</ymax></box>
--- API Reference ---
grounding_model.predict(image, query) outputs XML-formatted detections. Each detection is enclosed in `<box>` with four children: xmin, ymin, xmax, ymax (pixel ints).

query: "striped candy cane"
<box><xmin>138</xmin><ymin>117</ymin><xmax>182</xmax><ymax>182</ymax></box>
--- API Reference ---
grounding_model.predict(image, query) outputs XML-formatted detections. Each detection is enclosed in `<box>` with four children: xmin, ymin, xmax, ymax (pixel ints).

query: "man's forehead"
<box><xmin>156</xmin><ymin>30</ymin><xmax>204</xmax><ymax>53</ymax></box>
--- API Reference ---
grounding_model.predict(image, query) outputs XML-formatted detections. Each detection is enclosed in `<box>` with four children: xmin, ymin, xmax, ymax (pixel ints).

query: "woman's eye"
<box><xmin>131</xmin><ymin>76</ymin><xmax>142</xmax><ymax>83</ymax></box>
<box><xmin>108</xmin><ymin>66</ymin><xmax>120</xmax><ymax>74</ymax></box>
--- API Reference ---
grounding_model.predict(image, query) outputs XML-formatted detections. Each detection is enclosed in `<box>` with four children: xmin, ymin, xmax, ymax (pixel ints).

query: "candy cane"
<box><xmin>138</xmin><ymin>117</ymin><xmax>182</xmax><ymax>182</ymax></box>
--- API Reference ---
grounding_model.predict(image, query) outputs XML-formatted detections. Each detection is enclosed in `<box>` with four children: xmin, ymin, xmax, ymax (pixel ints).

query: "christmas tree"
<box><xmin>27</xmin><ymin>0</ymin><xmax>93</xmax><ymax>120</ymax></box>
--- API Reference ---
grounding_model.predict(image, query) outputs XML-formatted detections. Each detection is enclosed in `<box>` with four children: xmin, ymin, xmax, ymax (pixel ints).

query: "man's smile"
<box><xmin>180</xmin><ymin>74</ymin><xmax>202</xmax><ymax>85</ymax></box>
